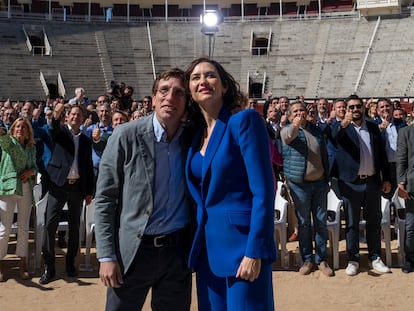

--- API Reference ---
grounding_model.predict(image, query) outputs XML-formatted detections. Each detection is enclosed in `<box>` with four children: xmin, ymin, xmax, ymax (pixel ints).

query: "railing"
<box><xmin>58</xmin><ymin>72</ymin><xmax>65</xmax><ymax>98</ymax></box>
<box><xmin>39</xmin><ymin>71</ymin><xmax>49</xmax><ymax>97</ymax></box>
<box><xmin>0</xmin><ymin>7</ymin><xmax>362</xmax><ymax>24</ymax></box>
<box><xmin>354</xmin><ymin>15</ymin><xmax>381</xmax><ymax>94</ymax></box>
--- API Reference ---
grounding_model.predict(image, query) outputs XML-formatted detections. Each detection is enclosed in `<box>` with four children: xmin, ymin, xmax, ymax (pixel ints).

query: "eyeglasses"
<box><xmin>348</xmin><ymin>104</ymin><xmax>363</xmax><ymax>110</ymax></box>
<box><xmin>157</xmin><ymin>87</ymin><xmax>186</xmax><ymax>98</ymax></box>
<box><xmin>308</xmin><ymin>111</ymin><xmax>316</xmax><ymax>115</ymax></box>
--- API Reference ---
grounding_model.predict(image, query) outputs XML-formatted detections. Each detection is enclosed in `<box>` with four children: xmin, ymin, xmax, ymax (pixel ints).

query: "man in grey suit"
<box><xmin>396</xmin><ymin>124</ymin><xmax>414</xmax><ymax>273</ymax></box>
<box><xmin>94</xmin><ymin>68</ymin><xmax>193</xmax><ymax>310</ymax></box>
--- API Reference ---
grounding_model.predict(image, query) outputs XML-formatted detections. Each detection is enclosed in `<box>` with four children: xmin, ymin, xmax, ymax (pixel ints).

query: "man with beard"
<box><xmin>331</xmin><ymin>95</ymin><xmax>391</xmax><ymax>276</ymax></box>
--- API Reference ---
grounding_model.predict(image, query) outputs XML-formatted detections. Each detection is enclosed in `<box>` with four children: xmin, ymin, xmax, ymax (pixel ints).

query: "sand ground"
<box><xmin>1</xmin><ymin>236</ymin><xmax>414</xmax><ymax>310</ymax></box>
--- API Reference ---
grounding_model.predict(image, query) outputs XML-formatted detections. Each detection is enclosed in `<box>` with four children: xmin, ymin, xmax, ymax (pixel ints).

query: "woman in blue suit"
<box><xmin>185</xmin><ymin>58</ymin><xmax>277</xmax><ymax>310</ymax></box>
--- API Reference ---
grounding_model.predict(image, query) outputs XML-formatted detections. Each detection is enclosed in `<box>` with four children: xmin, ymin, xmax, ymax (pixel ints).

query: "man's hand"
<box><xmin>92</xmin><ymin>123</ymin><xmax>101</xmax><ymax>142</ymax></box>
<box><xmin>99</xmin><ymin>261</ymin><xmax>124</xmax><ymax>288</ymax></box>
<box><xmin>381</xmin><ymin>181</ymin><xmax>391</xmax><ymax>194</ymax></box>
<box><xmin>341</xmin><ymin>110</ymin><xmax>353</xmax><ymax>128</ymax></box>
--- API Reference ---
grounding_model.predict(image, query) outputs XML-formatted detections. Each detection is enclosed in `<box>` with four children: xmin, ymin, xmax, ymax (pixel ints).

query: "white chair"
<box><xmin>392</xmin><ymin>188</ymin><xmax>406</xmax><ymax>267</ymax></box>
<box><xmin>326</xmin><ymin>190</ymin><xmax>342</xmax><ymax>270</ymax></box>
<box><xmin>35</xmin><ymin>193</ymin><xmax>69</xmax><ymax>269</ymax></box>
<box><xmin>274</xmin><ymin>181</ymin><xmax>289</xmax><ymax>268</ymax></box>
<box><xmin>79</xmin><ymin>199</ymin><xmax>97</xmax><ymax>271</ymax></box>
<box><xmin>359</xmin><ymin>196</ymin><xmax>392</xmax><ymax>267</ymax></box>
<box><xmin>33</xmin><ymin>183</ymin><xmax>42</xmax><ymax>204</ymax></box>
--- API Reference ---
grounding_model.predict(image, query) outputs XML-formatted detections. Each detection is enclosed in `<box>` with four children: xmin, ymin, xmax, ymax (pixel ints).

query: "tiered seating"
<box><xmin>112</xmin><ymin>3</ymin><xmax>127</xmax><ymax>16</ymax></box>
<box><xmin>190</xmin><ymin>4</ymin><xmax>203</xmax><ymax>17</ymax></box>
<box><xmin>130</xmin><ymin>4</ymin><xmax>142</xmax><ymax>17</ymax></box>
<box><xmin>229</xmin><ymin>3</ymin><xmax>241</xmax><ymax>16</ymax></box>
<box><xmin>90</xmin><ymin>3</ymin><xmax>103</xmax><ymax>16</ymax></box>
<box><xmin>307</xmin><ymin>1</ymin><xmax>320</xmax><ymax>14</ymax></box>
<box><xmin>31</xmin><ymin>0</ymin><xmax>48</xmax><ymax>14</ymax></box>
<box><xmin>283</xmin><ymin>2</ymin><xmax>298</xmax><ymax>15</ymax></box>
<box><xmin>245</xmin><ymin>3</ymin><xmax>258</xmax><ymax>16</ymax></box>
<box><xmin>267</xmin><ymin>2</ymin><xmax>280</xmax><ymax>15</ymax></box>
<box><xmin>152</xmin><ymin>4</ymin><xmax>165</xmax><ymax>17</ymax></box>
<box><xmin>323</xmin><ymin>0</ymin><xmax>354</xmax><ymax>11</ymax></box>
<box><xmin>168</xmin><ymin>5</ymin><xmax>181</xmax><ymax>17</ymax></box>
<box><xmin>71</xmin><ymin>2</ymin><xmax>88</xmax><ymax>15</ymax></box>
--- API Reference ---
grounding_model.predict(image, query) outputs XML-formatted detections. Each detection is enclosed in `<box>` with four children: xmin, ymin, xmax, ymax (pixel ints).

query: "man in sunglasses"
<box><xmin>331</xmin><ymin>94</ymin><xmax>391</xmax><ymax>276</ymax></box>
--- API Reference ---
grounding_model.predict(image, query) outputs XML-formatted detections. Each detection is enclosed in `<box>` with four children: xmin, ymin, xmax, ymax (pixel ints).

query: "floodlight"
<box><xmin>203</xmin><ymin>11</ymin><xmax>218</xmax><ymax>27</ymax></box>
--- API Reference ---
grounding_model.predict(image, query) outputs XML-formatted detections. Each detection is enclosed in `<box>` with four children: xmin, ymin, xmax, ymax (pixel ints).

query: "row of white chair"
<box><xmin>274</xmin><ymin>184</ymin><xmax>395</xmax><ymax>270</ymax></box>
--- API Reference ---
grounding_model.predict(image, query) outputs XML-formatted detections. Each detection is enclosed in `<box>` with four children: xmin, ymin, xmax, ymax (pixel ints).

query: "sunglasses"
<box><xmin>348</xmin><ymin>104</ymin><xmax>363</xmax><ymax>110</ymax></box>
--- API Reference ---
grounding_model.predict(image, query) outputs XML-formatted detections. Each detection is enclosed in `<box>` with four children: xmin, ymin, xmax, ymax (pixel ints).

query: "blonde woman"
<box><xmin>0</xmin><ymin>117</ymin><xmax>37</xmax><ymax>281</ymax></box>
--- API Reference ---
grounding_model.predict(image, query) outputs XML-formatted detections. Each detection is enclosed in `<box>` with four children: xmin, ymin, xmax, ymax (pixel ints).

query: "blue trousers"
<box><xmin>195</xmin><ymin>245</ymin><xmax>274</xmax><ymax>311</ymax></box>
<box><xmin>287</xmin><ymin>179</ymin><xmax>329</xmax><ymax>263</ymax></box>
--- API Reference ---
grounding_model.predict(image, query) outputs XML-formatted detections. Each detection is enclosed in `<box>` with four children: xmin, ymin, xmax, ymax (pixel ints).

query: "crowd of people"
<box><xmin>1</xmin><ymin>58</ymin><xmax>414</xmax><ymax>310</ymax></box>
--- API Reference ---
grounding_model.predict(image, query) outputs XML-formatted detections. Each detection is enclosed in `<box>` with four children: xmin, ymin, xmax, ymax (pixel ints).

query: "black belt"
<box><xmin>141</xmin><ymin>226</ymin><xmax>189</xmax><ymax>248</ymax></box>
<box><xmin>354</xmin><ymin>174</ymin><xmax>376</xmax><ymax>184</ymax></box>
<box><xmin>67</xmin><ymin>179</ymin><xmax>78</xmax><ymax>185</ymax></box>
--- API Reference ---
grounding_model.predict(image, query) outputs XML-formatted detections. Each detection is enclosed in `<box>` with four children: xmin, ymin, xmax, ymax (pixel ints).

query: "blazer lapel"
<box><xmin>185</xmin><ymin>129</ymin><xmax>204</xmax><ymax>207</ymax></box>
<box><xmin>201</xmin><ymin>107</ymin><xmax>231</xmax><ymax>198</ymax></box>
<box><xmin>136</xmin><ymin>117</ymin><xmax>155</xmax><ymax>186</ymax></box>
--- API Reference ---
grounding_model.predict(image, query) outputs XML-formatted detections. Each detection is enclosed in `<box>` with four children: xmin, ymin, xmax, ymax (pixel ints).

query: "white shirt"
<box><xmin>67</xmin><ymin>124</ymin><xmax>81</xmax><ymax>180</ymax></box>
<box><xmin>352</xmin><ymin>121</ymin><xmax>375</xmax><ymax>176</ymax></box>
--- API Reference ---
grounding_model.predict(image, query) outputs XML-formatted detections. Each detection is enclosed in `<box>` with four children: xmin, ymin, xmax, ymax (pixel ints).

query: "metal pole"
<box><xmin>208</xmin><ymin>34</ymin><xmax>212</xmax><ymax>58</ymax></box>
<box><xmin>127</xmin><ymin>0</ymin><xmax>130</xmax><ymax>23</ymax></box>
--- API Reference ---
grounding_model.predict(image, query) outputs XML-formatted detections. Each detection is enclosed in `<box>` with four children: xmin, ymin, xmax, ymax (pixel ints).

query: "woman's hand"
<box><xmin>236</xmin><ymin>256</ymin><xmax>261</xmax><ymax>282</ymax></box>
<box><xmin>19</xmin><ymin>169</ymin><xmax>34</xmax><ymax>183</ymax></box>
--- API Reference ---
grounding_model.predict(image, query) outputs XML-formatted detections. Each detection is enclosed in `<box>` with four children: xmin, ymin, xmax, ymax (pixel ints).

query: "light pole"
<box><xmin>200</xmin><ymin>10</ymin><xmax>220</xmax><ymax>59</ymax></box>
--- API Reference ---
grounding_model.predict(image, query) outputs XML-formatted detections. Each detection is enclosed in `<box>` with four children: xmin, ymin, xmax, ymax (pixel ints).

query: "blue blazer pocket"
<box><xmin>227</xmin><ymin>211</ymin><xmax>251</xmax><ymax>226</ymax></box>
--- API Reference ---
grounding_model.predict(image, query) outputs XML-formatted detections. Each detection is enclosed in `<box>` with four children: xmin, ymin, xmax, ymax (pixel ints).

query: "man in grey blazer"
<box><xmin>94</xmin><ymin>68</ymin><xmax>193</xmax><ymax>310</ymax></box>
<box><xmin>396</xmin><ymin>124</ymin><xmax>414</xmax><ymax>273</ymax></box>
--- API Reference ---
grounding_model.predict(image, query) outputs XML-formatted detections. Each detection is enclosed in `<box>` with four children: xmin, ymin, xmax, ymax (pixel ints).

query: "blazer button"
<box><xmin>137</xmin><ymin>233</ymin><xmax>143</xmax><ymax>239</ymax></box>
<box><xmin>145</xmin><ymin>210</ymin><xmax>151</xmax><ymax>216</ymax></box>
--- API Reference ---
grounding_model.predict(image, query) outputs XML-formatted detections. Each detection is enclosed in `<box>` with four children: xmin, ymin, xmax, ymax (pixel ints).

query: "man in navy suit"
<box><xmin>332</xmin><ymin>95</ymin><xmax>391</xmax><ymax>276</ymax></box>
<box><xmin>374</xmin><ymin>98</ymin><xmax>406</xmax><ymax>199</ymax></box>
<box><xmin>39</xmin><ymin>103</ymin><xmax>94</xmax><ymax>284</ymax></box>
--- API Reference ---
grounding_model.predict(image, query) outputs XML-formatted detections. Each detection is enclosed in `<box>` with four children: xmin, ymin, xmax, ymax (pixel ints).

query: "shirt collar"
<box><xmin>152</xmin><ymin>114</ymin><xmax>183</xmax><ymax>143</ymax></box>
<box><xmin>67</xmin><ymin>124</ymin><xmax>81</xmax><ymax>137</ymax></box>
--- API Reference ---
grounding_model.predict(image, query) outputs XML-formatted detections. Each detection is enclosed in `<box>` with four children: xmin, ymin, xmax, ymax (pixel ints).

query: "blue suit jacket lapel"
<box><xmin>186</xmin><ymin>129</ymin><xmax>204</xmax><ymax>207</ymax></box>
<box><xmin>201</xmin><ymin>107</ymin><xmax>231</xmax><ymax>200</ymax></box>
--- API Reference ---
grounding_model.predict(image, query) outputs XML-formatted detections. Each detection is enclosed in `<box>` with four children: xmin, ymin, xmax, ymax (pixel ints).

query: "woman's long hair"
<box><xmin>9</xmin><ymin>117</ymin><xmax>35</xmax><ymax>147</ymax></box>
<box><xmin>185</xmin><ymin>57</ymin><xmax>245</xmax><ymax>128</ymax></box>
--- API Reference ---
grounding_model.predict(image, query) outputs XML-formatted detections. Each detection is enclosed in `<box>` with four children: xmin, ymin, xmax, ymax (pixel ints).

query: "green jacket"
<box><xmin>0</xmin><ymin>135</ymin><xmax>37</xmax><ymax>196</ymax></box>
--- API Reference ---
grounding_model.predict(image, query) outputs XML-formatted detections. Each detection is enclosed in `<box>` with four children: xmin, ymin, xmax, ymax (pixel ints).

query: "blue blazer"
<box><xmin>331</xmin><ymin>119</ymin><xmax>390</xmax><ymax>183</ymax></box>
<box><xmin>185</xmin><ymin>107</ymin><xmax>277</xmax><ymax>277</ymax></box>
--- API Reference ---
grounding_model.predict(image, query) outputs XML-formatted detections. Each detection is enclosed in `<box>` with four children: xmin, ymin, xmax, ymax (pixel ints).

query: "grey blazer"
<box><xmin>397</xmin><ymin>125</ymin><xmax>414</xmax><ymax>194</ymax></box>
<box><xmin>94</xmin><ymin>115</ymin><xmax>192</xmax><ymax>274</ymax></box>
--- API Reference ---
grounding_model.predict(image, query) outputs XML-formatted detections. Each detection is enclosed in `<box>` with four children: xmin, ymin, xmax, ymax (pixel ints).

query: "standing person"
<box><xmin>185</xmin><ymin>58</ymin><xmax>276</xmax><ymax>310</ymax></box>
<box><xmin>280</xmin><ymin>102</ymin><xmax>333</xmax><ymax>277</ymax></box>
<box><xmin>331</xmin><ymin>94</ymin><xmax>391</xmax><ymax>276</ymax></box>
<box><xmin>396</xmin><ymin>124</ymin><xmax>414</xmax><ymax>273</ymax></box>
<box><xmin>0</xmin><ymin>118</ymin><xmax>37</xmax><ymax>281</ymax></box>
<box><xmin>39</xmin><ymin>104</ymin><xmax>94</xmax><ymax>284</ymax></box>
<box><xmin>0</xmin><ymin>107</ymin><xmax>17</xmax><ymax>132</ymax></box>
<box><xmin>374</xmin><ymin>98</ymin><xmax>406</xmax><ymax>199</ymax></box>
<box><xmin>95</xmin><ymin>68</ymin><xmax>193</xmax><ymax>311</ymax></box>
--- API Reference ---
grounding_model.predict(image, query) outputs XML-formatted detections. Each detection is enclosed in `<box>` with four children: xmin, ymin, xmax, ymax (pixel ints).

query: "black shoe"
<box><xmin>402</xmin><ymin>261</ymin><xmax>412</xmax><ymax>274</ymax></box>
<box><xmin>39</xmin><ymin>266</ymin><xmax>56</xmax><ymax>284</ymax></box>
<box><xmin>66</xmin><ymin>264</ymin><xmax>77</xmax><ymax>277</ymax></box>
